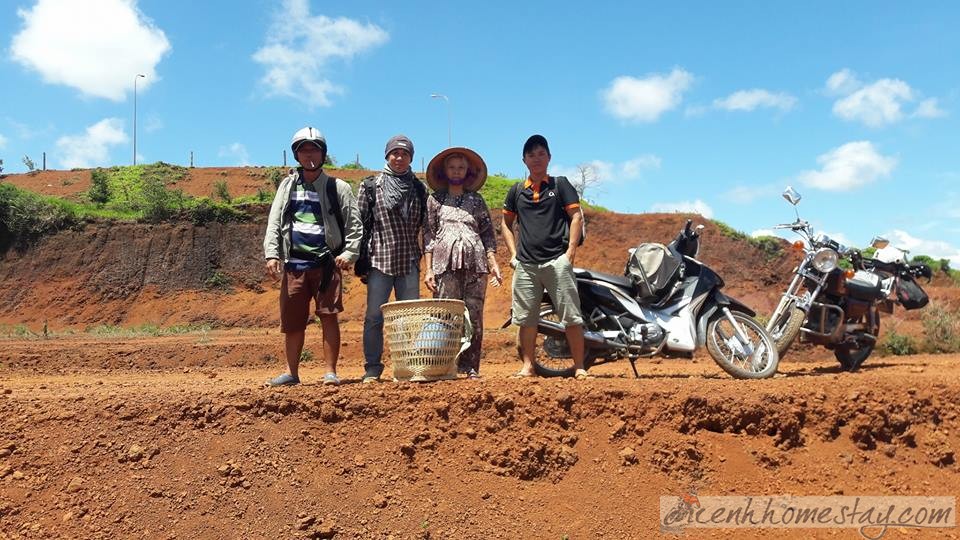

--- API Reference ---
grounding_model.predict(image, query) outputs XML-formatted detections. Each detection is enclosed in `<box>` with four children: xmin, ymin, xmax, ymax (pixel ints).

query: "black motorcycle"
<box><xmin>765</xmin><ymin>187</ymin><xmax>932</xmax><ymax>371</ymax></box>
<box><xmin>527</xmin><ymin>220</ymin><xmax>779</xmax><ymax>379</ymax></box>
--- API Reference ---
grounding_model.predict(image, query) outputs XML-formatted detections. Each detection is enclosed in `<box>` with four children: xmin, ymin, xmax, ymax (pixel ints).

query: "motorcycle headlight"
<box><xmin>811</xmin><ymin>248</ymin><xmax>839</xmax><ymax>273</ymax></box>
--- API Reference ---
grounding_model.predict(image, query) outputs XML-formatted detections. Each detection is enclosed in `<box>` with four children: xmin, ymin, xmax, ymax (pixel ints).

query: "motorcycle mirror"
<box><xmin>870</xmin><ymin>236</ymin><xmax>889</xmax><ymax>249</ymax></box>
<box><xmin>782</xmin><ymin>186</ymin><xmax>802</xmax><ymax>205</ymax></box>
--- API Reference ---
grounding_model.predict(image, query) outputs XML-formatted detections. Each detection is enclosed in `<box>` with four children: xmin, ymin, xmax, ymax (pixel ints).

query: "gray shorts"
<box><xmin>511</xmin><ymin>254</ymin><xmax>584</xmax><ymax>327</ymax></box>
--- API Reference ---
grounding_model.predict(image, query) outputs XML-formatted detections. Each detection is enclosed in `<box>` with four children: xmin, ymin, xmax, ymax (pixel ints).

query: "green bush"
<box><xmin>187</xmin><ymin>197</ymin><xmax>246</xmax><ymax>225</ymax></box>
<box><xmin>267</xmin><ymin>167</ymin><xmax>287</xmax><ymax>188</ymax></box>
<box><xmin>749</xmin><ymin>235</ymin><xmax>784</xmax><ymax>260</ymax></box>
<box><xmin>213</xmin><ymin>180</ymin><xmax>232</xmax><ymax>203</ymax></box>
<box><xmin>0</xmin><ymin>183</ymin><xmax>79</xmax><ymax>250</ymax></box>
<box><xmin>89</xmin><ymin>168</ymin><xmax>111</xmax><ymax>204</ymax></box>
<box><xmin>921</xmin><ymin>304</ymin><xmax>960</xmax><ymax>354</ymax></box>
<box><xmin>205</xmin><ymin>271</ymin><xmax>232</xmax><ymax>290</ymax></box>
<box><xmin>140</xmin><ymin>176</ymin><xmax>184</xmax><ymax>223</ymax></box>
<box><xmin>880</xmin><ymin>330</ymin><xmax>918</xmax><ymax>356</ymax></box>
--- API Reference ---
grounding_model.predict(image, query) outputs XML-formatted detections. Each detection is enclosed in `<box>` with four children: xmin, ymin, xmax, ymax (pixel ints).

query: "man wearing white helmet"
<box><xmin>263</xmin><ymin>127</ymin><xmax>362</xmax><ymax>386</ymax></box>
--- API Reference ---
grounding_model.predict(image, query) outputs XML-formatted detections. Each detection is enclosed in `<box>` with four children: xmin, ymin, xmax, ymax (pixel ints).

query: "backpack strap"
<box><xmin>325</xmin><ymin>176</ymin><xmax>345</xmax><ymax>256</ymax></box>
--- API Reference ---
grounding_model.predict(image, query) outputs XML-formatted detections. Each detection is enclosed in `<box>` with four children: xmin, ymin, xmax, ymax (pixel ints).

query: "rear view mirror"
<box><xmin>782</xmin><ymin>186</ymin><xmax>801</xmax><ymax>205</ymax></box>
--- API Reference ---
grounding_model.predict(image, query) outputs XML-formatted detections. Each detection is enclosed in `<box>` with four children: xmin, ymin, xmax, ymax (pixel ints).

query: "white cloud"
<box><xmin>252</xmin><ymin>0</ymin><xmax>389</xmax><ymax>107</ymax></box>
<box><xmin>914</xmin><ymin>98</ymin><xmax>947</xmax><ymax>119</ymax></box>
<box><xmin>0</xmin><ymin>133</ymin><xmax>7</xmax><ymax>150</ymax></box>
<box><xmin>886</xmin><ymin>229</ymin><xmax>960</xmax><ymax>267</ymax></box>
<box><xmin>826</xmin><ymin>69</ymin><xmax>946</xmax><ymax>127</ymax></box>
<box><xmin>11</xmin><ymin>0</ymin><xmax>170</xmax><ymax>101</ymax></box>
<box><xmin>218</xmin><ymin>143</ymin><xmax>250</xmax><ymax>166</ymax></box>
<box><xmin>602</xmin><ymin>68</ymin><xmax>694</xmax><ymax>122</ymax></box>
<box><xmin>55</xmin><ymin>118</ymin><xmax>128</xmax><ymax>169</ymax></box>
<box><xmin>551</xmin><ymin>154</ymin><xmax>661</xmax><ymax>184</ymax></box>
<box><xmin>650</xmin><ymin>199</ymin><xmax>714</xmax><ymax>218</ymax></box>
<box><xmin>713</xmin><ymin>89</ymin><xmax>797</xmax><ymax>112</ymax></box>
<box><xmin>825</xmin><ymin>68</ymin><xmax>860</xmax><ymax>95</ymax></box>
<box><xmin>723</xmin><ymin>184</ymin><xmax>780</xmax><ymax>204</ymax></box>
<box><xmin>144</xmin><ymin>114</ymin><xmax>164</xmax><ymax>134</ymax></box>
<box><xmin>797</xmin><ymin>141</ymin><xmax>897</xmax><ymax>191</ymax></box>
<box><xmin>833</xmin><ymin>79</ymin><xmax>913</xmax><ymax>127</ymax></box>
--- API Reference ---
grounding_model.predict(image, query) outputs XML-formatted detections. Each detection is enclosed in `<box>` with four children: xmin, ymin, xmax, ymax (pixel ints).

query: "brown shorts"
<box><xmin>279</xmin><ymin>266</ymin><xmax>343</xmax><ymax>333</ymax></box>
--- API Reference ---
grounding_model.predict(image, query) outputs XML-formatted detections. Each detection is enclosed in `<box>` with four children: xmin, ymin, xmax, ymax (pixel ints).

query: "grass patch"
<box><xmin>84</xmin><ymin>323</ymin><xmax>214</xmax><ymax>337</ymax></box>
<box><xmin>880</xmin><ymin>328</ymin><xmax>919</xmax><ymax>356</ymax></box>
<box><xmin>921</xmin><ymin>304</ymin><xmax>960</xmax><ymax>354</ymax></box>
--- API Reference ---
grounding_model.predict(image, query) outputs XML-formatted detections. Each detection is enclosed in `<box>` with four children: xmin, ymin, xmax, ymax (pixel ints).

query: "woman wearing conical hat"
<box><xmin>423</xmin><ymin>147</ymin><xmax>503</xmax><ymax>378</ymax></box>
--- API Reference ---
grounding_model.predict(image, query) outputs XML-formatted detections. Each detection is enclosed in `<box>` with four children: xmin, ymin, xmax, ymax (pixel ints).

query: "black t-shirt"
<box><xmin>503</xmin><ymin>176</ymin><xmax>580</xmax><ymax>264</ymax></box>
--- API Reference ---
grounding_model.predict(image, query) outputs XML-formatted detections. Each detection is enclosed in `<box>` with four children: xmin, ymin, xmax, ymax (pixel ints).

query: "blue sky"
<box><xmin>2</xmin><ymin>0</ymin><xmax>958</xmax><ymax>262</ymax></box>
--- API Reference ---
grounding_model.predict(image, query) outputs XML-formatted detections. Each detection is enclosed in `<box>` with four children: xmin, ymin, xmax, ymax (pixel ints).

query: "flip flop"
<box><xmin>322</xmin><ymin>373</ymin><xmax>340</xmax><ymax>386</ymax></box>
<box><xmin>574</xmin><ymin>369</ymin><xmax>592</xmax><ymax>380</ymax></box>
<box><xmin>510</xmin><ymin>371</ymin><xmax>534</xmax><ymax>379</ymax></box>
<box><xmin>265</xmin><ymin>373</ymin><xmax>300</xmax><ymax>387</ymax></box>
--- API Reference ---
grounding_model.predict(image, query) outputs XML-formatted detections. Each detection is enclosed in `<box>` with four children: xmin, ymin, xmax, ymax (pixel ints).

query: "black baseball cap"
<box><xmin>522</xmin><ymin>134</ymin><xmax>550</xmax><ymax>156</ymax></box>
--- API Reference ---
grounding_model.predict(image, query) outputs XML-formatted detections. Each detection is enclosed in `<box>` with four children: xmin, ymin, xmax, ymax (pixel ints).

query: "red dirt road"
<box><xmin>1</xmin><ymin>330</ymin><xmax>959</xmax><ymax>539</ymax></box>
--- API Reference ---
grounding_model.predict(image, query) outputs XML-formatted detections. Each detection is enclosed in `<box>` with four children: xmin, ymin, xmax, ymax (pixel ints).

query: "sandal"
<box><xmin>266</xmin><ymin>373</ymin><xmax>300</xmax><ymax>387</ymax></box>
<box><xmin>322</xmin><ymin>372</ymin><xmax>340</xmax><ymax>386</ymax></box>
<box><xmin>510</xmin><ymin>371</ymin><xmax>534</xmax><ymax>379</ymax></box>
<box><xmin>574</xmin><ymin>369</ymin><xmax>592</xmax><ymax>380</ymax></box>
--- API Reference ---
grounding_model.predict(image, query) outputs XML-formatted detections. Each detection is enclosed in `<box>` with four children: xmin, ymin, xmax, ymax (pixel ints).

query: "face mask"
<box><xmin>448</xmin><ymin>177</ymin><xmax>466</xmax><ymax>186</ymax></box>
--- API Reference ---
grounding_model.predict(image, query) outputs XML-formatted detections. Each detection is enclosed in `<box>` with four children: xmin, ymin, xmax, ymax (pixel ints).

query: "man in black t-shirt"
<box><xmin>502</xmin><ymin>134</ymin><xmax>588</xmax><ymax>379</ymax></box>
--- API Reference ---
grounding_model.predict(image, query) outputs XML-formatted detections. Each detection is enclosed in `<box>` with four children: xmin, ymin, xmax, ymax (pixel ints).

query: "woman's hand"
<box><xmin>488</xmin><ymin>253</ymin><xmax>503</xmax><ymax>287</ymax></box>
<box><xmin>424</xmin><ymin>271</ymin><xmax>437</xmax><ymax>293</ymax></box>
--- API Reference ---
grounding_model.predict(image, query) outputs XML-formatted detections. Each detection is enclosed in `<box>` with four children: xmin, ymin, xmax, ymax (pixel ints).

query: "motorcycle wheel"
<box><xmin>834</xmin><ymin>315</ymin><xmax>879</xmax><ymax>372</ymax></box>
<box><xmin>706</xmin><ymin>310</ymin><xmax>780</xmax><ymax>379</ymax></box>
<box><xmin>523</xmin><ymin>305</ymin><xmax>594</xmax><ymax>378</ymax></box>
<box><xmin>768</xmin><ymin>302</ymin><xmax>806</xmax><ymax>359</ymax></box>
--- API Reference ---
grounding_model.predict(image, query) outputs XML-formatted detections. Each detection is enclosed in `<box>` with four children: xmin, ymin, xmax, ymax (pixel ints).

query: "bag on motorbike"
<box><xmin>895</xmin><ymin>277</ymin><xmax>929</xmax><ymax>310</ymax></box>
<box><xmin>625</xmin><ymin>243</ymin><xmax>682</xmax><ymax>301</ymax></box>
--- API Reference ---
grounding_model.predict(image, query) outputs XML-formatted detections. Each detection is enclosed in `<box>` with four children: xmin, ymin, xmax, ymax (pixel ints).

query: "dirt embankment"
<box><xmin>0</xmin><ymin>201</ymin><xmax>792</xmax><ymax>331</ymax></box>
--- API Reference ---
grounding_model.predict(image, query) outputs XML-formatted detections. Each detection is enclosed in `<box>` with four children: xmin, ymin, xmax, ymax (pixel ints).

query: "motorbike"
<box><xmin>527</xmin><ymin>219</ymin><xmax>780</xmax><ymax>379</ymax></box>
<box><xmin>765</xmin><ymin>187</ymin><xmax>932</xmax><ymax>371</ymax></box>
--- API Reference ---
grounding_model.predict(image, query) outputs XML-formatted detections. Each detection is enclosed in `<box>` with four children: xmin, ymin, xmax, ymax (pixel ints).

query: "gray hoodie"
<box><xmin>263</xmin><ymin>170</ymin><xmax>362</xmax><ymax>264</ymax></box>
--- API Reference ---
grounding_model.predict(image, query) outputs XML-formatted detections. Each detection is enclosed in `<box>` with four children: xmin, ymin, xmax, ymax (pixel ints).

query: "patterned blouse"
<box><xmin>424</xmin><ymin>191</ymin><xmax>497</xmax><ymax>276</ymax></box>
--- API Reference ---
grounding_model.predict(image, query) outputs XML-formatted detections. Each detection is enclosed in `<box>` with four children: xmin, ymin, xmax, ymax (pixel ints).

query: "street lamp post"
<box><xmin>430</xmin><ymin>93</ymin><xmax>451</xmax><ymax>147</ymax></box>
<box><xmin>133</xmin><ymin>74</ymin><xmax>145</xmax><ymax>165</ymax></box>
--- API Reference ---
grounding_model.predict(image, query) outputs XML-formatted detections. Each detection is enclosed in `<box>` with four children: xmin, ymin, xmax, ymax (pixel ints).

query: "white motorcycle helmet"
<box><xmin>290</xmin><ymin>127</ymin><xmax>327</xmax><ymax>169</ymax></box>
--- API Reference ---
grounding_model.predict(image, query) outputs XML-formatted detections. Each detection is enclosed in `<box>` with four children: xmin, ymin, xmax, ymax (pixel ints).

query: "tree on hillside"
<box><xmin>570</xmin><ymin>163</ymin><xmax>603</xmax><ymax>203</ymax></box>
<box><xmin>0</xmin><ymin>159</ymin><xmax>4</xmax><ymax>177</ymax></box>
<box><xmin>22</xmin><ymin>155</ymin><xmax>35</xmax><ymax>172</ymax></box>
<box><xmin>89</xmin><ymin>168</ymin><xmax>110</xmax><ymax>204</ymax></box>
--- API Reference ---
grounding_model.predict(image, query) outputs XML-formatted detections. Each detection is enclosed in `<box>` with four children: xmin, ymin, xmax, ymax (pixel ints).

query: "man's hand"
<box><xmin>424</xmin><ymin>271</ymin><xmax>437</xmax><ymax>293</ymax></box>
<box><xmin>265</xmin><ymin>258</ymin><xmax>282</xmax><ymax>280</ymax></box>
<box><xmin>334</xmin><ymin>254</ymin><xmax>353</xmax><ymax>271</ymax></box>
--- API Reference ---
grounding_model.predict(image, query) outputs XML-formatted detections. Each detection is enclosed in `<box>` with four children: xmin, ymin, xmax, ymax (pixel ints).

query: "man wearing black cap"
<box><xmin>357</xmin><ymin>134</ymin><xmax>428</xmax><ymax>383</ymax></box>
<box><xmin>502</xmin><ymin>134</ymin><xmax>588</xmax><ymax>379</ymax></box>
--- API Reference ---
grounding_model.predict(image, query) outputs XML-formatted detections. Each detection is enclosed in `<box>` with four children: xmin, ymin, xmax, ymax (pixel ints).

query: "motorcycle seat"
<box><xmin>573</xmin><ymin>268</ymin><xmax>635</xmax><ymax>292</ymax></box>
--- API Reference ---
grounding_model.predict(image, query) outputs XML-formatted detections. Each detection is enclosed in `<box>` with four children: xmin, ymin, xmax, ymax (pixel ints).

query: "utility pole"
<box><xmin>430</xmin><ymin>93</ymin><xmax>451</xmax><ymax>147</ymax></box>
<box><xmin>133</xmin><ymin>74</ymin><xmax>145</xmax><ymax>165</ymax></box>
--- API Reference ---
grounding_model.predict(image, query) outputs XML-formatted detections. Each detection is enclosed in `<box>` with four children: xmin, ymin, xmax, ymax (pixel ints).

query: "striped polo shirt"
<box><xmin>285</xmin><ymin>179</ymin><xmax>331</xmax><ymax>271</ymax></box>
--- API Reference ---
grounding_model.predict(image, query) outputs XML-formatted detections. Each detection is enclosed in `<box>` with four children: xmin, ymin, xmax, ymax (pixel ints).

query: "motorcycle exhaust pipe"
<box><xmin>585</xmin><ymin>330</ymin><xmax>627</xmax><ymax>350</ymax></box>
<box><xmin>537</xmin><ymin>319</ymin><xmax>626</xmax><ymax>350</ymax></box>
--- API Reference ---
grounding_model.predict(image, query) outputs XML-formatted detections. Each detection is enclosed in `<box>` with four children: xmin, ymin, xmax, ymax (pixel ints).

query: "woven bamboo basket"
<box><xmin>381</xmin><ymin>299</ymin><xmax>472</xmax><ymax>382</ymax></box>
